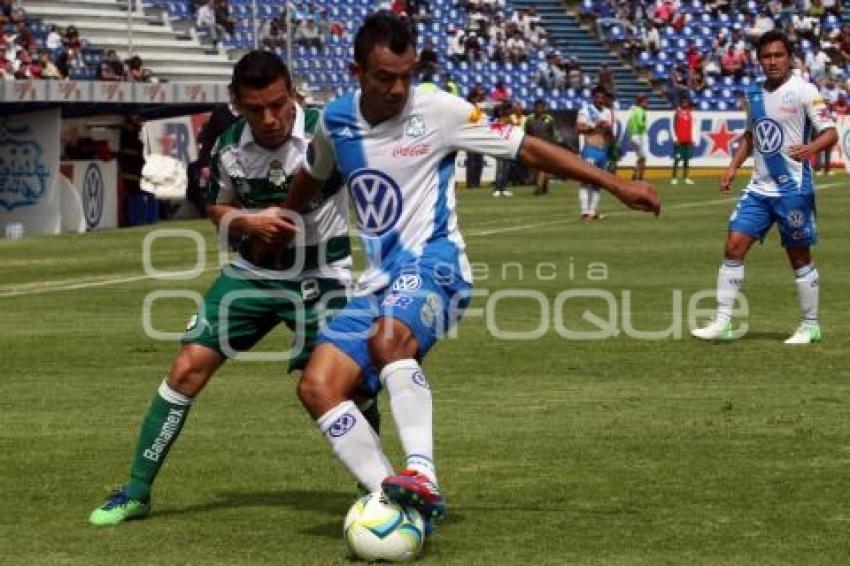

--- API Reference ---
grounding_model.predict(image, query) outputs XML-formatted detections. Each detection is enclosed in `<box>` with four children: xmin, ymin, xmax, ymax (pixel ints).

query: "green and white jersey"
<box><xmin>208</xmin><ymin>105</ymin><xmax>351</xmax><ymax>282</ymax></box>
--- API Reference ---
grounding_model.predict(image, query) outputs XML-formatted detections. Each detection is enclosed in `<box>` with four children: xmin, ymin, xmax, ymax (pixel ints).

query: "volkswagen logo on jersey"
<box><xmin>349</xmin><ymin>169</ymin><xmax>403</xmax><ymax>235</ymax></box>
<box><xmin>82</xmin><ymin>163</ymin><xmax>104</xmax><ymax>229</ymax></box>
<box><xmin>787</xmin><ymin>209</ymin><xmax>805</xmax><ymax>228</ymax></box>
<box><xmin>328</xmin><ymin>413</ymin><xmax>356</xmax><ymax>437</ymax></box>
<box><xmin>754</xmin><ymin>118</ymin><xmax>784</xmax><ymax>156</ymax></box>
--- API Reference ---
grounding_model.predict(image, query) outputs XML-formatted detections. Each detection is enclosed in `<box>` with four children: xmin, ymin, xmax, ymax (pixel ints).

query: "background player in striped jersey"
<box><xmin>692</xmin><ymin>30</ymin><xmax>837</xmax><ymax>344</ymax></box>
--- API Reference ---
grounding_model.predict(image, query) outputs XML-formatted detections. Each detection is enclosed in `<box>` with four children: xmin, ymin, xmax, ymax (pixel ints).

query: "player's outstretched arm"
<box><xmin>517</xmin><ymin>136</ymin><xmax>661</xmax><ymax>215</ymax></box>
<box><xmin>720</xmin><ymin>131</ymin><xmax>752</xmax><ymax>194</ymax></box>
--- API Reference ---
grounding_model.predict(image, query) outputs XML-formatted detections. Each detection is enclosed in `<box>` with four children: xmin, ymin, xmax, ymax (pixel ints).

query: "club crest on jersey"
<box><xmin>420</xmin><ymin>292</ymin><xmax>442</xmax><ymax>327</ymax></box>
<box><xmin>349</xmin><ymin>169</ymin><xmax>403</xmax><ymax>235</ymax></box>
<box><xmin>754</xmin><ymin>118</ymin><xmax>783</xmax><ymax>155</ymax></box>
<box><xmin>405</xmin><ymin>115</ymin><xmax>427</xmax><ymax>138</ymax></box>
<box><xmin>268</xmin><ymin>159</ymin><xmax>287</xmax><ymax>187</ymax></box>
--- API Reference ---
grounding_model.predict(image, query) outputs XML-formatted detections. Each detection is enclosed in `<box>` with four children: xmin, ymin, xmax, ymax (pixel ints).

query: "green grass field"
<box><xmin>2</xmin><ymin>173</ymin><xmax>849</xmax><ymax>565</ymax></box>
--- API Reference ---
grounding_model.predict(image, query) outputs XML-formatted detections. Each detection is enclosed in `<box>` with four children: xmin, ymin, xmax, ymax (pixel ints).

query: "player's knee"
<box><xmin>167</xmin><ymin>354</ymin><xmax>210</xmax><ymax>397</ymax></box>
<box><xmin>297</xmin><ymin>368</ymin><xmax>339</xmax><ymax>417</ymax></box>
<box><xmin>368</xmin><ymin>331</ymin><xmax>418</xmax><ymax>370</ymax></box>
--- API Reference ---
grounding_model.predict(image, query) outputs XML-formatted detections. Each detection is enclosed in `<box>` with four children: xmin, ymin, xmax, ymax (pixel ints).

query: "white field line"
<box><xmin>1</xmin><ymin>182</ymin><xmax>842</xmax><ymax>299</ymax></box>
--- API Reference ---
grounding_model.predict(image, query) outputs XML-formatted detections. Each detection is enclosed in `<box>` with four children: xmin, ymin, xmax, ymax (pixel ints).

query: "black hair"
<box><xmin>592</xmin><ymin>84</ymin><xmax>609</xmax><ymax>97</ymax></box>
<box><xmin>756</xmin><ymin>29</ymin><xmax>794</xmax><ymax>58</ymax></box>
<box><xmin>533</xmin><ymin>98</ymin><xmax>545</xmax><ymax>107</ymax></box>
<box><xmin>354</xmin><ymin>10</ymin><xmax>416</xmax><ymax>69</ymax></box>
<box><xmin>230</xmin><ymin>50</ymin><xmax>292</xmax><ymax>99</ymax></box>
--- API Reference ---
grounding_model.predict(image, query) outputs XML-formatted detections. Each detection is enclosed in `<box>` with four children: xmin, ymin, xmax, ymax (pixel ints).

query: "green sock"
<box><xmin>126</xmin><ymin>381</ymin><xmax>192</xmax><ymax>501</ymax></box>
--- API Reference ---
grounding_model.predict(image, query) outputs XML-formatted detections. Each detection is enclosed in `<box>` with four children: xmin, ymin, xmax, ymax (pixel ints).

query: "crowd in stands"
<box><xmin>447</xmin><ymin>4</ymin><xmax>548</xmax><ymax>64</ymax></box>
<box><xmin>1</xmin><ymin>1</ymin><xmax>155</xmax><ymax>81</ymax></box>
<box><xmin>585</xmin><ymin>0</ymin><xmax>850</xmax><ymax>109</ymax></box>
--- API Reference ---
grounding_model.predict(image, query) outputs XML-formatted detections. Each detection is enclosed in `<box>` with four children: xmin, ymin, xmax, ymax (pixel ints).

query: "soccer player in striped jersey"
<box><xmin>279</xmin><ymin>11</ymin><xmax>659</xmax><ymax>523</ymax></box>
<box><xmin>89</xmin><ymin>51</ymin><xmax>379</xmax><ymax>526</ymax></box>
<box><xmin>576</xmin><ymin>85</ymin><xmax>616</xmax><ymax>219</ymax></box>
<box><xmin>692</xmin><ymin>30</ymin><xmax>837</xmax><ymax>344</ymax></box>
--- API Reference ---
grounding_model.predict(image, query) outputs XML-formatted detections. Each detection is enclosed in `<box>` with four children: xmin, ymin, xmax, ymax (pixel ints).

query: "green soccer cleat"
<box><xmin>784</xmin><ymin>323</ymin><xmax>822</xmax><ymax>345</ymax></box>
<box><xmin>89</xmin><ymin>486</ymin><xmax>150</xmax><ymax>526</ymax></box>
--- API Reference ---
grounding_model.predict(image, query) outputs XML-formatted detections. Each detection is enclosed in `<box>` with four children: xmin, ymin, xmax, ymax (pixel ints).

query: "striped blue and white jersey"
<box><xmin>744</xmin><ymin>75</ymin><xmax>835</xmax><ymax>197</ymax></box>
<box><xmin>305</xmin><ymin>86</ymin><xmax>525</xmax><ymax>295</ymax></box>
<box><xmin>577</xmin><ymin>101</ymin><xmax>614</xmax><ymax>148</ymax></box>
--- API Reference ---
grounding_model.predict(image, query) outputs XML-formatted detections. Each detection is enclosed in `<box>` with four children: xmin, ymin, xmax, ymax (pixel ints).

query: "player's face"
<box><xmin>593</xmin><ymin>92</ymin><xmax>606</xmax><ymax>108</ymax></box>
<box><xmin>758</xmin><ymin>40</ymin><xmax>791</xmax><ymax>83</ymax></box>
<box><xmin>354</xmin><ymin>44</ymin><xmax>417</xmax><ymax>123</ymax></box>
<box><xmin>236</xmin><ymin>77</ymin><xmax>297</xmax><ymax>150</ymax></box>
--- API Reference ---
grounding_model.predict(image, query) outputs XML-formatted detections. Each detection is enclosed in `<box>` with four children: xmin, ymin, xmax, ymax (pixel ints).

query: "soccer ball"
<box><xmin>343</xmin><ymin>491</ymin><xmax>425</xmax><ymax>562</ymax></box>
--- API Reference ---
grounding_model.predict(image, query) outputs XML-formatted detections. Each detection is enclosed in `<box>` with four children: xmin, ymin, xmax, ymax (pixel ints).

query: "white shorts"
<box><xmin>630</xmin><ymin>133</ymin><xmax>648</xmax><ymax>159</ymax></box>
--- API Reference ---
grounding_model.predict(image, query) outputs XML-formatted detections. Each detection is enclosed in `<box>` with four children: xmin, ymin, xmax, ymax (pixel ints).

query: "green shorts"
<box><xmin>674</xmin><ymin>143</ymin><xmax>693</xmax><ymax>160</ymax></box>
<box><xmin>182</xmin><ymin>266</ymin><xmax>348</xmax><ymax>372</ymax></box>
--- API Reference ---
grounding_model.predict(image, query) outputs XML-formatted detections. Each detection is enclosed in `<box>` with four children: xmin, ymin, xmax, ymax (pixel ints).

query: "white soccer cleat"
<box><xmin>671</xmin><ymin>178</ymin><xmax>678</xmax><ymax>185</ymax></box>
<box><xmin>691</xmin><ymin>319</ymin><xmax>734</xmax><ymax>341</ymax></box>
<box><xmin>502</xmin><ymin>190</ymin><xmax>514</xmax><ymax>197</ymax></box>
<box><xmin>784</xmin><ymin>323</ymin><xmax>821</xmax><ymax>345</ymax></box>
<box><xmin>684</xmin><ymin>178</ymin><xmax>695</xmax><ymax>185</ymax></box>
<box><xmin>491</xmin><ymin>191</ymin><xmax>502</xmax><ymax>198</ymax></box>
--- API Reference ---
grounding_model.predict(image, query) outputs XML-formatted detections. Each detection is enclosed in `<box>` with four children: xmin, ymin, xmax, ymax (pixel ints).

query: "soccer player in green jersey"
<box><xmin>89</xmin><ymin>51</ymin><xmax>378</xmax><ymax>526</ymax></box>
<box><xmin>626</xmin><ymin>94</ymin><xmax>649</xmax><ymax>180</ymax></box>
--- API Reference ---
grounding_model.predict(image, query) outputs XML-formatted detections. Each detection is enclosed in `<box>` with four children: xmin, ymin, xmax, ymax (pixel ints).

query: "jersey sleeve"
<box><xmin>302</xmin><ymin>114</ymin><xmax>337</xmax><ymax>181</ymax></box>
<box><xmin>207</xmin><ymin>140</ymin><xmax>237</xmax><ymax>205</ymax></box>
<box><xmin>442</xmin><ymin>94</ymin><xmax>525</xmax><ymax>159</ymax></box>
<box><xmin>802</xmin><ymin>83</ymin><xmax>836</xmax><ymax>134</ymax></box>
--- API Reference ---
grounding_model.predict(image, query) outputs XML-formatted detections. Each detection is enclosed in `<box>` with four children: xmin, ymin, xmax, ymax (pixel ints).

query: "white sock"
<box><xmin>380</xmin><ymin>359</ymin><xmax>437</xmax><ymax>485</ymax></box>
<box><xmin>317</xmin><ymin>400</ymin><xmax>393</xmax><ymax>492</ymax></box>
<box><xmin>158</xmin><ymin>380</ymin><xmax>193</xmax><ymax>405</ymax></box>
<box><xmin>578</xmin><ymin>186</ymin><xmax>590</xmax><ymax>214</ymax></box>
<box><xmin>716</xmin><ymin>260</ymin><xmax>744</xmax><ymax>324</ymax></box>
<box><xmin>794</xmin><ymin>264</ymin><xmax>819</xmax><ymax>325</ymax></box>
<box><xmin>589</xmin><ymin>188</ymin><xmax>601</xmax><ymax>213</ymax></box>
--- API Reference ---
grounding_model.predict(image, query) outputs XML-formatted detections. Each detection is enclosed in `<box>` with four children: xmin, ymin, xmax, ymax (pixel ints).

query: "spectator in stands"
<box><xmin>688</xmin><ymin>67</ymin><xmax>707</xmax><ymax>94</ymax></box>
<box><xmin>38</xmin><ymin>49</ymin><xmax>62</xmax><ymax>79</ymax></box>
<box><xmin>651</xmin><ymin>0</ymin><xmax>676</xmax><ymax>26</ymax></box>
<box><xmin>669</xmin><ymin>64</ymin><xmax>689</xmax><ymax>104</ymax></box>
<box><xmin>839</xmin><ymin>24</ymin><xmax>850</xmax><ymax>65</ymax></box>
<box><xmin>295</xmin><ymin>17</ymin><xmax>324</xmax><ymax>52</ymax></box>
<box><xmin>406</xmin><ymin>0</ymin><xmax>432</xmax><ymax>23</ymax></box>
<box><xmin>505</xmin><ymin>28</ymin><xmax>527</xmax><ymax>63</ymax></box>
<box><xmin>463</xmin><ymin>31</ymin><xmax>483</xmax><ymax>62</ymax></box>
<box><xmin>490</xmin><ymin>79</ymin><xmax>511</xmax><ymax>103</ymax></box>
<box><xmin>448</xmin><ymin>27</ymin><xmax>465</xmax><ymax>63</ymax></box>
<box><xmin>126</xmin><ymin>55</ymin><xmax>153</xmax><ymax>82</ymax></box>
<box><xmin>45</xmin><ymin>25</ymin><xmax>63</xmax><ymax>54</ymax></box>
<box><xmin>8</xmin><ymin>1</ymin><xmax>24</xmax><ymax>24</ymax></box>
<box><xmin>686</xmin><ymin>41</ymin><xmax>703</xmax><ymax>71</ymax></box>
<box><xmin>12</xmin><ymin>20</ymin><xmax>37</xmax><ymax>53</ymax></box>
<box><xmin>527</xmin><ymin>21</ymin><xmax>548</xmax><ymax>50</ymax></box>
<box><xmin>567</xmin><ymin>58</ymin><xmax>584</xmax><ymax>90</ymax></box>
<box><xmin>13</xmin><ymin>49</ymin><xmax>41</xmax><ymax>79</ymax></box>
<box><xmin>214</xmin><ymin>0</ymin><xmax>235</xmax><ymax>36</ymax></box>
<box><xmin>808</xmin><ymin>0</ymin><xmax>827</xmax><ymax>18</ymax></box>
<box><xmin>644</xmin><ymin>21</ymin><xmax>660</xmax><ymax>55</ymax></box>
<box><xmin>791</xmin><ymin>11</ymin><xmax>818</xmax><ymax>42</ymax></box>
<box><xmin>822</xmin><ymin>0</ymin><xmax>842</xmax><ymax>17</ymax></box>
<box><xmin>598</xmin><ymin>64</ymin><xmax>616</xmax><ymax>97</ymax></box>
<box><xmin>196</xmin><ymin>0</ymin><xmax>221</xmax><ymax>45</ymax></box>
<box><xmin>805</xmin><ymin>43</ymin><xmax>831</xmax><ymax>82</ymax></box>
<box><xmin>536</xmin><ymin>51</ymin><xmax>565</xmax><ymax>90</ymax></box>
<box><xmin>831</xmin><ymin>91</ymin><xmax>849</xmax><ymax>115</ymax></box>
<box><xmin>262</xmin><ymin>19</ymin><xmax>287</xmax><ymax>50</ymax></box>
<box><xmin>417</xmin><ymin>38</ymin><xmax>439</xmax><ymax>75</ymax></box>
<box><xmin>0</xmin><ymin>0</ymin><xmax>10</xmax><ymax>26</ymax></box>
<box><xmin>99</xmin><ymin>49</ymin><xmax>126</xmax><ymax>81</ymax></box>
<box><xmin>720</xmin><ymin>44</ymin><xmax>747</xmax><ymax>78</ymax></box>
<box><xmin>0</xmin><ymin>53</ymin><xmax>10</xmax><ymax>80</ymax></box>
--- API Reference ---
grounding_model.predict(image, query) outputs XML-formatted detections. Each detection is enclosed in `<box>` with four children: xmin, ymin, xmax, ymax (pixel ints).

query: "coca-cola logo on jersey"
<box><xmin>489</xmin><ymin>123</ymin><xmax>514</xmax><ymax>140</ymax></box>
<box><xmin>392</xmin><ymin>143</ymin><xmax>430</xmax><ymax>157</ymax></box>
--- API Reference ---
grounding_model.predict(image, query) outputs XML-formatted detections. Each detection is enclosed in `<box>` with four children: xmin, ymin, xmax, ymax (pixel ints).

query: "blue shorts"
<box><xmin>581</xmin><ymin>145</ymin><xmax>608</xmax><ymax>169</ymax></box>
<box><xmin>728</xmin><ymin>190</ymin><xmax>817</xmax><ymax>248</ymax></box>
<box><xmin>317</xmin><ymin>255</ymin><xmax>472</xmax><ymax>397</ymax></box>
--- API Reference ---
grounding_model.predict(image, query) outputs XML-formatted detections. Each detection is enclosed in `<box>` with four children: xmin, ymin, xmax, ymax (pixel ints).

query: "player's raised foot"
<box><xmin>671</xmin><ymin>178</ymin><xmax>678</xmax><ymax>185</ymax></box>
<box><xmin>691</xmin><ymin>319</ymin><xmax>734</xmax><ymax>341</ymax></box>
<box><xmin>89</xmin><ymin>486</ymin><xmax>150</xmax><ymax>526</ymax></box>
<box><xmin>491</xmin><ymin>191</ymin><xmax>502</xmax><ymax>198</ymax></box>
<box><xmin>381</xmin><ymin>469</ymin><xmax>446</xmax><ymax>521</ymax></box>
<box><xmin>684</xmin><ymin>177</ymin><xmax>695</xmax><ymax>185</ymax></box>
<box><xmin>784</xmin><ymin>323</ymin><xmax>821</xmax><ymax>345</ymax></box>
